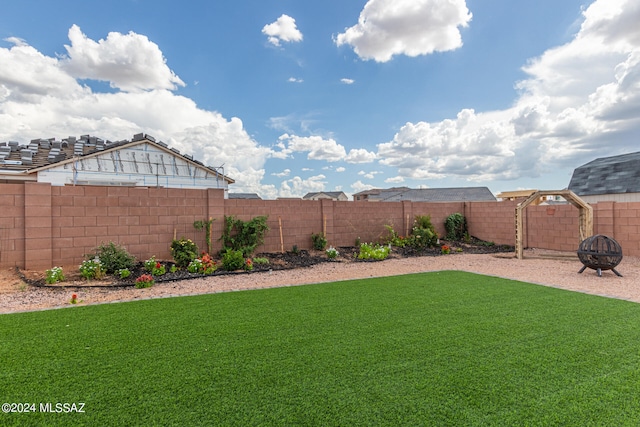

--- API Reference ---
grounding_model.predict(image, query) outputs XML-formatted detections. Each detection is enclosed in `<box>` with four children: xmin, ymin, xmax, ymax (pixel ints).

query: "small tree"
<box><xmin>445</xmin><ymin>213</ymin><xmax>468</xmax><ymax>241</ymax></box>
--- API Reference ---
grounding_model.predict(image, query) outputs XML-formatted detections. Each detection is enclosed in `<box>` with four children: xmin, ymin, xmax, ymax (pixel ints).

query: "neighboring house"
<box><xmin>0</xmin><ymin>133</ymin><xmax>234</xmax><ymax>193</ymax></box>
<box><xmin>353</xmin><ymin>187</ymin><xmax>496</xmax><ymax>202</ymax></box>
<box><xmin>229</xmin><ymin>193</ymin><xmax>262</xmax><ymax>200</ymax></box>
<box><xmin>303</xmin><ymin>191</ymin><xmax>348</xmax><ymax>201</ymax></box>
<box><xmin>568</xmin><ymin>151</ymin><xmax>640</xmax><ymax>203</ymax></box>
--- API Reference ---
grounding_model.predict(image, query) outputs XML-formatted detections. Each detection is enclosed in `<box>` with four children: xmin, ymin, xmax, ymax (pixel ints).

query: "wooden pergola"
<box><xmin>515</xmin><ymin>190</ymin><xmax>593</xmax><ymax>259</ymax></box>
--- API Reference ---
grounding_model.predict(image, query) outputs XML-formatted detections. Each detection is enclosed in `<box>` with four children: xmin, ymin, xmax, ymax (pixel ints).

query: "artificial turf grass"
<box><xmin>1</xmin><ymin>271</ymin><xmax>640</xmax><ymax>425</ymax></box>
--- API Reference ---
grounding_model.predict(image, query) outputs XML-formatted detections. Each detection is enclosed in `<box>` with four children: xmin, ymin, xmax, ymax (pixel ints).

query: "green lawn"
<box><xmin>2</xmin><ymin>271</ymin><xmax>640</xmax><ymax>426</ymax></box>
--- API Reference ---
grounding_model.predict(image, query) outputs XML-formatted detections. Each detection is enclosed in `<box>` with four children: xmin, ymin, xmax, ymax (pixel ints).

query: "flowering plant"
<box><xmin>135</xmin><ymin>274</ymin><xmax>155</xmax><ymax>289</ymax></box>
<box><xmin>70</xmin><ymin>293</ymin><xmax>78</xmax><ymax>304</ymax></box>
<box><xmin>144</xmin><ymin>256</ymin><xmax>166</xmax><ymax>276</ymax></box>
<box><xmin>441</xmin><ymin>245</ymin><xmax>451</xmax><ymax>254</ymax></box>
<box><xmin>187</xmin><ymin>253</ymin><xmax>217</xmax><ymax>274</ymax></box>
<box><xmin>326</xmin><ymin>246</ymin><xmax>339</xmax><ymax>259</ymax></box>
<box><xmin>244</xmin><ymin>258</ymin><xmax>253</xmax><ymax>271</ymax></box>
<box><xmin>45</xmin><ymin>266</ymin><xmax>65</xmax><ymax>284</ymax></box>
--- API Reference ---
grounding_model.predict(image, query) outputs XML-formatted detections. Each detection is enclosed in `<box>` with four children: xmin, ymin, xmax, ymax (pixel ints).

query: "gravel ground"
<box><xmin>1</xmin><ymin>250</ymin><xmax>639</xmax><ymax>314</ymax></box>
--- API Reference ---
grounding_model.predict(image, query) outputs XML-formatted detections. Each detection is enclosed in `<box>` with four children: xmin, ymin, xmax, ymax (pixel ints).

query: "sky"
<box><xmin>1</xmin><ymin>0</ymin><xmax>639</xmax><ymax>199</ymax></box>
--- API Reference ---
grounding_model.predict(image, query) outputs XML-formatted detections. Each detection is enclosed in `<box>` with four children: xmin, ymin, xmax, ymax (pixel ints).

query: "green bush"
<box><xmin>90</xmin><ymin>242</ymin><xmax>136</xmax><ymax>274</ymax></box>
<box><xmin>311</xmin><ymin>232</ymin><xmax>327</xmax><ymax>251</ymax></box>
<box><xmin>79</xmin><ymin>259</ymin><xmax>104</xmax><ymax>280</ymax></box>
<box><xmin>445</xmin><ymin>213</ymin><xmax>468</xmax><ymax>241</ymax></box>
<box><xmin>408</xmin><ymin>215</ymin><xmax>439</xmax><ymax>249</ymax></box>
<box><xmin>220</xmin><ymin>215</ymin><xmax>269</xmax><ymax>257</ymax></box>
<box><xmin>170</xmin><ymin>238</ymin><xmax>199</xmax><ymax>268</ymax></box>
<box><xmin>45</xmin><ymin>266</ymin><xmax>65</xmax><ymax>284</ymax></box>
<box><xmin>357</xmin><ymin>243</ymin><xmax>391</xmax><ymax>261</ymax></box>
<box><xmin>221</xmin><ymin>249</ymin><xmax>245</xmax><ymax>271</ymax></box>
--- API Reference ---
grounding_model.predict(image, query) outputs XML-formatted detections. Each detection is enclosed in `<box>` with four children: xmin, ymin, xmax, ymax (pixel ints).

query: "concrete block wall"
<box><xmin>2</xmin><ymin>182</ymin><xmax>640</xmax><ymax>270</ymax></box>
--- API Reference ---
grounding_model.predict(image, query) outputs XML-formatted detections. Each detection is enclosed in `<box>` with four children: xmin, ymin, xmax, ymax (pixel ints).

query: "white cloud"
<box><xmin>335</xmin><ymin>0</ymin><xmax>472</xmax><ymax>62</ymax></box>
<box><xmin>340</xmin><ymin>78</ymin><xmax>355</xmax><ymax>84</ymax></box>
<box><xmin>385</xmin><ymin>176</ymin><xmax>405</xmax><ymax>183</ymax></box>
<box><xmin>377</xmin><ymin>0</ymin><xmax>640</xmax><ymax>182</ymax></box>
<box><xmin>61</xmin><ymin>25</ymin><xmax>185</xmax><ymax>92</ymax></box>
<box><xmin>0</xmin><ymin>26</ymin><xmax>270</xmax><ymax>196</ymax></box>
<box><xmin>279</xmin><ymin>175</ymin><xmax>326</xmax><ymax>198</ymax></box>
<box><xmin>345</xmin><ymin>148</ymin><xmax>377</xmax><ymax>163</ymax></box>
<box><xmin>272</xmin><ymin>169</ymin><xmax>291</xmax><ymax>177</ymax></box>
<box><xmin>288</xmin><ymin>77</ymin><xmax>303</xmax><ymax>83</ymax></box>
<box><xmin>336</xmin><ymin>167</ymin><xmax>346</xmax><ymax>172</ymax></box>
<box><xmin>351</xmin><ymin>180</ymin><xmax>375</xmax><ymax>193</ymax></box>
<box><xmin>275</xmin><ymin>134</ymin><xmax>347</xmax><ymax>162</ymax></box>
<box><xmin>262</xmin><ymin>14</ymin><xmax>303</xmax><ymax>46</ymax></box>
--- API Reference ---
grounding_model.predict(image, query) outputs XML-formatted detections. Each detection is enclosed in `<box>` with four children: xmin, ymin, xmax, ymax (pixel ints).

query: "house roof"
<box><xmin>302</xmin><ymin>191</ymin><xmax>347</xmax><ymax>200</ymax></box>
<box><xmin>0</xmin><ymin>133</ymin><xmax>234</xmax><ymax>183</ymax></box>
<box><xmin>229</xmin><ymin>193</ymin><xmax>262</xmax><ymax>199</ymax></box>
<box><xmin>568</xmin><ymin>151</ymin><xmax>640</xmax><ymax>196</ymax></box>
<box><xmin>354</xmin><ymin>187</ymin><xmax>496</xmax><ymax>202</ymax></box>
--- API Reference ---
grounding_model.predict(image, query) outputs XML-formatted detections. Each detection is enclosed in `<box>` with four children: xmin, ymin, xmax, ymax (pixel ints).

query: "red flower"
<box><xmin>156</xmin><ymin>262</ymin><xmax>161</xmax><ymax>269</ymax></box>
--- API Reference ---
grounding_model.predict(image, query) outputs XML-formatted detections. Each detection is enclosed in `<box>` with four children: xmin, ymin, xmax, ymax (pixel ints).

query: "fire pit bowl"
<box><xmin>577</xmin><ymin>234</ymin><xmax>623</xmax><ymax>277</ymax></box>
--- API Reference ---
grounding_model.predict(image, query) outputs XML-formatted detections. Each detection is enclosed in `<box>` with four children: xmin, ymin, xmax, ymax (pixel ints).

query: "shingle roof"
<box><xmin>355</xmin><ymin>187</ymin><xmax>496</xmax><ymax>202</ymax></box>
<box><xmin>303</xmin><ymin>191</ymin><xmax>347</xmax><ymax>200</ymax></box>
<box><xmin>568</xmin><ymin>152</ymin><xmax>640</xmax><ymax>196</ymax></box>
<box><xmin>228</xmin><ymin>193</ymin><xmax>262</xmax><ymax>199</ymax></box>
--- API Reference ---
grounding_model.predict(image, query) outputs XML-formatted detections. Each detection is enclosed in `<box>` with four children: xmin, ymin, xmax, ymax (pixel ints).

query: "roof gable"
<box><xmin>1</xmin><ymin>133</ymin><xmax>234</xmax><ymax>184</ymax></box>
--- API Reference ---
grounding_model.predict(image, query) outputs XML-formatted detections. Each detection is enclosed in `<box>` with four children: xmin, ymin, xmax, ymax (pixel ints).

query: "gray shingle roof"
<box><xmin>357</xmin><ymin>187</ymin><xmax>496</xmax><ymax>202</ymax></box>
<box><xmin>568</xmin><ymin>152</ymin><xmax>640</xmax><ymax>196</ymax></box>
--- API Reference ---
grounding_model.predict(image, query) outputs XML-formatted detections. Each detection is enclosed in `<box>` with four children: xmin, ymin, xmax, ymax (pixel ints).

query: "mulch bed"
<box><xmin>20</xmin><ymin>239</ymin><xmax>514</xmax><ymax>289</ymax></box>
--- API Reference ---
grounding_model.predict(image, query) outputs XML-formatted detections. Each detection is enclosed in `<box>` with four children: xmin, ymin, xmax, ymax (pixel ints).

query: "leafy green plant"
<box><xmin>221</xmin><ymin>249</ymin><xmax>245</xmax><ymax>271</ymax></box>
<box><xmin>170</xmin><ymin>238</ymin><xmax>199</xmax><ymax>268</ymax></box>
<box><xmin>311</xmin><ymin>232</ymin><xmax>327</xmax><ymax>251</ymax></box>
<box><xmin>45</xmin><ymin>266</ymin><xmax>65</xmax><ymax>284</ymax></box>
<box><xmin>253</xmin><ymin>257</ymin><xmax>269</xmax><ymax>265</ymax></box>
<box><xmin>445</xmin><ymin>213</ymin><xmax>468</xmax><ymax>241</ymax></box>
<box><xmin>384</xmin><ymin>224</ymin><xmax>408</xmax><ymax>247</ymax></box>
<box><xmin>357</xmin><ymin>243</ymin><xmax>391</xmax><ymax>260</ymax></box>
<box><xmin>79</xmin><ymin>259</ymin><xmax>104</xmax><ymax>280</ymax></box>
<box><xmin>220</xmin><ymin>215</ymin><xmax>269</xmax><ymax>257</ymax></box>
<box><xmin>326</xmin><ymin>246</ymin><xmax>339</xmax><ymax>259</ymax></box>
<box><xmin>135</xmin><ymin>274</ymin><xmax>154</xmax><ymax>289</ymax></box>
<box><xmin>291</xmin><ymin>245</ymin><xmax>299</xmax><ymax>254</ymax></box>
<box><xmin>118</xmin><ymin>268</ymin><xmax>131</xmax><ymax>279</ymax></box>
<box><xmin>144</xmin><ymin>256</ymin><xmax>166</xmax><ymax>276</ymax></box>
<box><xmin>193</xmin><ymin>218</ymin><xmax>215</xmax><ymax>255</ymax></box>
<box><xmin>89</xmin><ymin>242</ymin><xmax>136</xmax><ymax>274</ymax></box>
<box><xmin>187</xmin><ymin>254</ymin><xmax>216</xmax><ymax>274</ymax></box>
<box><xmin>407</xmin><ymin>215</ymin><xmax>439</xmax><ymax>249</ymax></box>
<box><xmin>244</xmin><ymin>258</ymin><xmax>253</xmax><ymax>271</ymax></box>
<box><xmin>170</xmin><ymin>265</ymin><xmax>178</xmax><ymax>273</ymax></box>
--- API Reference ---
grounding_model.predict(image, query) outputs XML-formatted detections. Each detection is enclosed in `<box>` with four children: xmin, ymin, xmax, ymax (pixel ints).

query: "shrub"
<box><xmin>311</xmin><ymin>232</ymin><xmax>327</xmax><ymax>251</ymax></box>
<box><xmin>144</xmin><ymin>256</ymin><xmax>166</xmax><ymax>276</ymax></box>
<box><xmin>244</xmin><ymin>258</ymin><xmax>253</xmax><ymax>271</ymax></box>
<box><xmin>441</xmin><ymin>245</ymin><xmax>451</xmax><ymax>254</ymax></box>
<box><xmin>408</xmin><ymin>215</ymin><xmax>439</xmax><ymax>249</ymax></box>
<box><xmin>253</xmin><ymin>257</ymin><xmax>269</xmax><ymax>265</ymax></box>
<box><xmin>326</xmin><ymin>246</ymin><xmax>339</xmax><ymax>259</ymax></box>
<box><xmin>90</xmin><ymin>242</ymin><xmax>136</xmax><ymax>274</ymax></box>
<box><xmin>358</xmin><ymin>243</ymin><xmax>391</xmax><ymax>261</ymax></box>
<box><xmin>445</xmin><ymin>213</ymin><xmax>468</xmax><ymax>241</ymax></box>
<box><xmin>384</xmin><ymin>225</ymin><xmax>407</xmax><ymax>247</ymax></box>
<box><xmin>45</xmin><ymin>266</ymin><xmax>65</xmax><ymax>284</ymax></box>
<box><xmin>220</xmin><ymin>215</ymin><xmax>269</xmax><ymax>257</ymax></box>
<box><xmin>118</xmin><ymin>268</ymin><xmax>131</xmax><ymax>279</ymax></box>
<box><xmin>187</xmin><ymin>253</ymin><xmax>217</xmax><ymax>274</ymax></box>
<box><xmin>171</xmin><ymin>238</ymin><xmax>199</xmax><ymax>268</ymax></box>
<box><xmin>135</xmin><ymin>274</ymin><xmax>154</xmax><ymax>289</ymax></box>
<box><xmin>79</xmin><ymin>259</ymin><xmax>104</xmax><ymax>280</ymax></box>
<box><xmin>221</xmin><ymin>249</ymin><xmax>245</xmax><ymax>271</ymax></box>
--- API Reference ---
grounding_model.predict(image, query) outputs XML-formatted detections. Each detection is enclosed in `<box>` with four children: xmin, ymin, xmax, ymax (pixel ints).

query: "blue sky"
<box><xmin>1</xmin><ymin>0</ymin><xmax>639</xmax><ymax>198</ymax></box>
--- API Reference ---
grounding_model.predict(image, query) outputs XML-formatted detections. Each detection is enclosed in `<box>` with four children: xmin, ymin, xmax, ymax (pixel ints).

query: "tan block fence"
<box><xmin>1</xmin><ymin>182</ymin><xmax>639</xmax><ymax>270</ymax></box>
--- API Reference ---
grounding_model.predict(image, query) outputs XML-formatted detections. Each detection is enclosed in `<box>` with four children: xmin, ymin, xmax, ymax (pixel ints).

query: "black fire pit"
<box><xmin>577</xmin><ymin>234</ymin><xmax>623</xmax><ymax>277</ymax></box>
